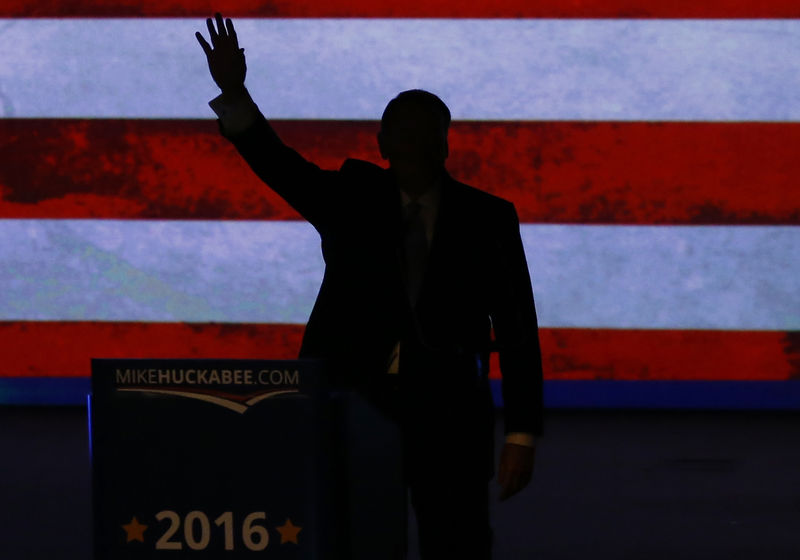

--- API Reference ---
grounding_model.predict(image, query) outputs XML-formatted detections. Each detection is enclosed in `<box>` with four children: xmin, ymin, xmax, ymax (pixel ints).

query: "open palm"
<box><xmin>196</xmin><ymin>13</ymin><xmax>246</xmax><ymax>92</ymax></box>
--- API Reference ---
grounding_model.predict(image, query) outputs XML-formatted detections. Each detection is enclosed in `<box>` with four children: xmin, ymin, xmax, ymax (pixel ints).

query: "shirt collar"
<box><xmin>400</xmin><ymin>181</ymin><xmax>442</xmax><ymax>210</ymax></box>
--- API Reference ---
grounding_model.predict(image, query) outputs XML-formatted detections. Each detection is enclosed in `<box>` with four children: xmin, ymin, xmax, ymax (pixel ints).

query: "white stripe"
<box><xmin>522</xmin><ymin>225</ymin><xmax>800</xmax><ymax>330</ymax></box>
<box><xmin>1</xmin><ymin>220</ymin><xmax>797</xmax><ymax>329</ymax></box>
<box><xmin>1</xmin><ymin>19</ymin><xmax>799</xmax><ymax>120</ymax></box>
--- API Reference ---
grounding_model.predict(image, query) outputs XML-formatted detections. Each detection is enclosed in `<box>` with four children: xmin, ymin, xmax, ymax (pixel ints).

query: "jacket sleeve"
<box><xmin>217</xmin><ymin>97</ymin><xmax>340</xmax><ymax>232</ymax></box>
<box><xmin>491</xmin><ymin>202</ymin><xmax>544</xmax><ymax>436</ymax></box>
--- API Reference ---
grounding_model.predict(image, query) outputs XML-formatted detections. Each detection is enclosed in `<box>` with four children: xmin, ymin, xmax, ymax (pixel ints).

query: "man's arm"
<box><xmin>491</xmin><ymin>202</ymin><xmax>544</xmax><ymax>500</ymax></box>
<box><xmin>196</xmin><ymin>14</ymin><xmax>338</xmax><ymax>229</ymax></box>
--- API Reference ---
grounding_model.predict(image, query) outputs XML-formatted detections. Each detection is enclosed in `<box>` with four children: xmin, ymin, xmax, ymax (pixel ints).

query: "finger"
<box><xmin>226</xmin><ymin>18</ymin><xmax>239</xmax><ymax>49</ymax></box>
<box><xmin>506</xmin><ymin>467</ymin><xmax>529</xmax><ymax>494</ymax></box>
<box><xmin>206</xmin><ymin>17</ymin><xmax>218</xmax><ymax>46</ymax></box>
<box><xmin>498</xmin><ymin>481</ymin><xmax>513</xmax><ymax>501</ymax></box>
<box><xmin>500</xmin><ymin>475</ymin><xmax>521</xmax><ymax>501</ymax></box>
<box><xmin>195</xmin><ymin>32</ymin><xmax>212</xmax><ymax>57</ymax></box>
<box><xmin>510</xmin><ymin>470</ymin><xmax>531</xmax><ymax>495</ymax></box>
<box><xmin>496</xmin><ymin>463</ymin><xmax>509</xmax><ymax>488</ymax></box>
<box><xmin>512</xmin><ymin>472</ymin><xmax>525</xmax><ymax>493</ymax></box>
<box><xmin>215</xmin><ymin>13</ymin><xmax>228</xmax><ymax>38</ymax></box>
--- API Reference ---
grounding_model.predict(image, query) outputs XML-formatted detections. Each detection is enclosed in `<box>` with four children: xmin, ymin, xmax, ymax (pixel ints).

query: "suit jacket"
<box><xmin>221</xmin><ymin>111</ymin><xmax>544</xmax><ymax>454</ymax></box>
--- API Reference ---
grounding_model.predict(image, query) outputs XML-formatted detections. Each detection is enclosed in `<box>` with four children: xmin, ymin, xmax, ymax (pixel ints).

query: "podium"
<box><xmin>90</xmin><ymin>359</ymin><xmax>406</xmax><ymax>559</ymax></box>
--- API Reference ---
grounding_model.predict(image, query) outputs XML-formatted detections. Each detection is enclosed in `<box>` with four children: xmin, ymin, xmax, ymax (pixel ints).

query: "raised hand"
<box><xmin>196</xmin><ymin>13</ymin><xmax>246</xmax><ymax>93</ymax></box>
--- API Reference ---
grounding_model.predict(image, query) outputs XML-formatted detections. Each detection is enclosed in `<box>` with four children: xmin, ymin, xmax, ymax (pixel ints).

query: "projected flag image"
<box><xmin>0</xmin><ymin>3</ymin><xmax>798</xmax><ymax>406</ymax></box>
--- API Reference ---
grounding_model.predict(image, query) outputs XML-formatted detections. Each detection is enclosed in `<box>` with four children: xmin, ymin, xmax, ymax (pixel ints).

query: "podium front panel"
<box><xmin>91</xmin><ymin>359</ymin><xmax>332</xmax><ymax>559</ymax></box>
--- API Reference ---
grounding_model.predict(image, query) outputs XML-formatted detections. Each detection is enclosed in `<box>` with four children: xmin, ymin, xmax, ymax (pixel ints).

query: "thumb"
<box><xmin>496</xmin><ymin>451</ymin><xmax>509</xmax><ymax>486</ymax></box>
<box><xmin>196</xmin><ymin>32</ymin><xmax>212</xmax><ymax>57</ymax></box>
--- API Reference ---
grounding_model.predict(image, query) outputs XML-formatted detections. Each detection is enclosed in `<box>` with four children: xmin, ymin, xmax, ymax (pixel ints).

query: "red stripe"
<box><xmin>537</xmin><ymin>329</ymin><xmax>799</xmax><ymax>382</ymax></box>
<box><xmin>2</xmin><ymin>119</ymin><xmax>798</xmax><ymax>225</ymax></box>
<box><xmin>0</xmin><ymin>322</ymin><xmax>304</xmax><ymax>378</ymax></box>
<box><xmin>2</xmin><ymin>322</ymin><xmax>797</xmax><ymax>381</ymax></box>
<box><xmin>3</xmin><ymin>0</ymin><xmax>799</xmax><ymax>18</ymax></box>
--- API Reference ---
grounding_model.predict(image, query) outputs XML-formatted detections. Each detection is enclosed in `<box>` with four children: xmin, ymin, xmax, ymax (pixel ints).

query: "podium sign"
<box><xmin>90</xmin><ymin>359</ymin><xmax>333</xmax><ymax>559</ymax></box>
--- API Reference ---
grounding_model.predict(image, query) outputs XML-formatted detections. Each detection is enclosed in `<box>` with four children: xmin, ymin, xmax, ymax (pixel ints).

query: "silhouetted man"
<box><xmin>197</xmin><ymin>14</ymin><xmax>543</xmax><ymax>559</ymax></box>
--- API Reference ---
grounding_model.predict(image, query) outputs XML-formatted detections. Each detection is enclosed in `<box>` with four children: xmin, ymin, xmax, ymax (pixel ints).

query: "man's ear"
<box><xmin>377</xmin><ymin>130</ymin><xmax>389</xmax><ymax>160</ymax></box>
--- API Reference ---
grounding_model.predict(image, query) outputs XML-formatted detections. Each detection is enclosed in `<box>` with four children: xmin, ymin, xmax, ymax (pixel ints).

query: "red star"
<box><xmin>122</xmin><ymin>516</ymin><xmax>148</xmax><ymax>543</ymax></box>
<box><xmin>276</xmin><ymin>518</ymin><xmax>302</xmax><ymax>544</ymax></box>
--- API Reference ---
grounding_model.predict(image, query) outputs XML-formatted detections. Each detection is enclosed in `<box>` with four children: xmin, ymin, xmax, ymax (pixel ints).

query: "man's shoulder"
<box><xmin>447</xmin><ymin>175</ymin><xmax>516</xmax><ymax>216</ymax></box>
<box><xmin>339</xmin><ymin>158</ymin><xmax>387</xmax><ymax>178</ymax></box>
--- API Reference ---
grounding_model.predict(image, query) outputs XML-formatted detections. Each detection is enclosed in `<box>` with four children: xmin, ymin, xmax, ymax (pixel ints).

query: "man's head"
<box><xmin>378</xmin><ymin>90</ymin><xmax>450</xmax><ymax>178</ymax></box>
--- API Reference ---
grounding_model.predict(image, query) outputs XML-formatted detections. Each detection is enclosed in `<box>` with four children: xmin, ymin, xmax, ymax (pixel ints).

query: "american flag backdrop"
<box><xmin>0</xmin><ymin>2</ymin><xmax>798</xmax><ymax>406</ymax></box>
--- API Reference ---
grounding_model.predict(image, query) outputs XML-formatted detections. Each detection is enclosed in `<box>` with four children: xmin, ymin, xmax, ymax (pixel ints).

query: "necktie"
<box><xmin>403</xmin><ymin>201</ymin><xmax>428</xmax><ymax>304</ymax></box>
